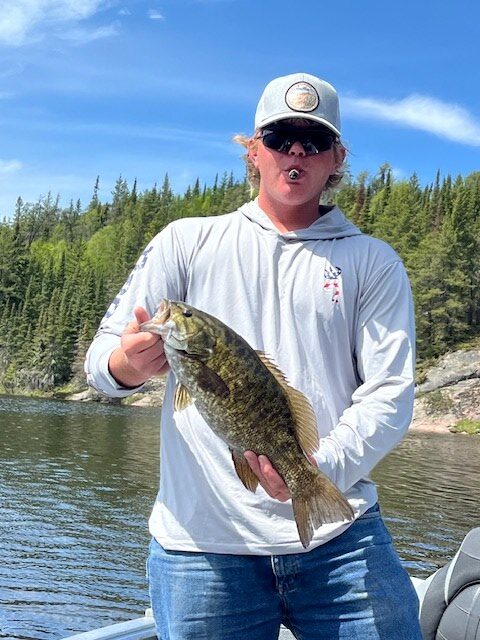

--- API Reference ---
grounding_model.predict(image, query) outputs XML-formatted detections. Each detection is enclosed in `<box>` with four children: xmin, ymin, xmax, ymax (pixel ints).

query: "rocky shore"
<box><xmin>411</xmin><ymin>348</ymin><xmax>480</xmax><ymax>434</ymax></box>
<box><xmin>68</xmin><ymin>347</ymin><xmax>480</xmax><ymax>435</ymax></box>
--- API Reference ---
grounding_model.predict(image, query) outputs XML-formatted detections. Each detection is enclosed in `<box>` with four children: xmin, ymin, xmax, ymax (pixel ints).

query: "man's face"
<box><xmin>249</xmin><ymin>122</ymin><xmax>344</xmax><ymax>210</ymax></box>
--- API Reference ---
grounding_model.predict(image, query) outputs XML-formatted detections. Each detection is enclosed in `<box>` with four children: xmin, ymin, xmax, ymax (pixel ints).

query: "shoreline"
<box><xmin>409</xmin><ymin>419</ymin><xmax>453</xmax><ymax>435</ymax></box>
<box><xmin>0</xmin><ymin>386</ymin><xmax>464</xmax><ymax>436</ymax></box>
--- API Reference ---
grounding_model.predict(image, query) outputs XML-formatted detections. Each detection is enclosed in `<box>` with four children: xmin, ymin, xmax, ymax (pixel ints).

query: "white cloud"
<box><xmin>343</xmin><ymin>94</ymin><xmax>480</xmax><ymax>147</ymax></box>
<box><xmin>59</xmin><ymin>22</ymin><xmax>120</xmax><ymax>43</ymax></box>
<box><xmin>0</xmin><ymin>159</ymin><xmax>23</xmax><ymax>174</ymax></box>
<box><xmin>1</xmin><ymin>116</ymin><xmax>235</xmax><ymax>152</ymax></box>
<box><xmin>148</xmin><ymin>9</ymin><xmax>165</xmax><ymax>20</ymax></box>
<box><xmin>118</xmin><ymin>8</ymin><xmax>130</xmax><ymax>16</ymax></box>
<box><xmin>390</xmin><ymin>166</ymin><xmax>407</xmax><ymax>181</ymax></box>
<box><xmin>0</xmin><ymin>0</ymin><xmax>110</xmax><ymax>46</ymax></box>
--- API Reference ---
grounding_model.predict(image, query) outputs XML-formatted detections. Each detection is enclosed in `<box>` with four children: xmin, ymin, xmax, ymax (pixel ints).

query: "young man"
<box><xmin>85</xmin><ymin>73</ymin><xmax>422</xmax><ymax>639</ymax></box>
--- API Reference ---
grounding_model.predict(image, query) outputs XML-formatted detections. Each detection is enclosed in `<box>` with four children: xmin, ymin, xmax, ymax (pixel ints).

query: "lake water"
<box><xmin>1</xmin><ymin>395</ymin><xmax>479</xmax><ymax>640</ymax></box>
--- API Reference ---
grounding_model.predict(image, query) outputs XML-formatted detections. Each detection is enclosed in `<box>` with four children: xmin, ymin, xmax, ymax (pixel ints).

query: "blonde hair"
<box><xmin>233</xmin><ymin>127</ymin><xmax>347</xmax><ymax>200</ymax></box>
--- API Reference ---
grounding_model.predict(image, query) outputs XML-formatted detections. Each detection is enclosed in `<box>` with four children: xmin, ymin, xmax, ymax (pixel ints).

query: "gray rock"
<box><xmin>67</xmin><ymin>387</ymin><xmax>122</xmax><ymax>404</ymax></box>
<box><xmin>416</xmin><ymin>349</ymin><xmax>480</xmax><ymax>395</ymax></box>
<box><xmin>127</xmin><ymin>376</ymin><xmax>167</xmax><ymax>407</ymax></box>
<box><xmin>412</xmin><ymin>373</ymin><xmax>480</xmax><ymax>433</ymax></box>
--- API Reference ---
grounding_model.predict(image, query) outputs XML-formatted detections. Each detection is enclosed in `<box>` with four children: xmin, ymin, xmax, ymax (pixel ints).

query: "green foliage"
<box><xmin>0</xmin><ymin>174</ymin><xmax>250</xmax><ymax>392</ymax></box>
<box><xmin>0</xmin><ymin>167</ymin><xmax>479</xmax><ymax>394</ymax></box>
<box><xmin>84</xmin><ymin>226</ymin><xmax>119</xmax><ymax>274</ymax></box>
<box><xmin>450</xmin><ymin>419</ymin><xmax>480</xmax><ymax>435</ymax></box>
<box><xmin>348</xmin><ymin>169</ymin><xmax>480</xmax><ymax>361</ymax></box>
<box><xmin>422</xmin><ymin>390</ymin><xmax>454</xmax><ymax>415</ymax></box>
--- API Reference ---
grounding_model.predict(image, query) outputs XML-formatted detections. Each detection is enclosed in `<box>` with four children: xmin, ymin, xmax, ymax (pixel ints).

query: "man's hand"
<box><xmin>108</xmin><ymin>306</ymin><xmax>169</xmax><ymax>388</ymax></box>
<box><xmin>243</xmin><ymin>451</ymin><xmax>317</xmax><ymax>502</ymax></box>
<box><xmin>244</xmin><ymin>452</ymin><xmax>291</xmax><ymax>501</ymax></box>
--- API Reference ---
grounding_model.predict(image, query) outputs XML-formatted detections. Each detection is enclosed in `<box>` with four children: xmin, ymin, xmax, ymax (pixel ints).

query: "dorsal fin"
<box><xmin>255</xmin><ymin>351</ymin><xmax>319</xmax><ymax>455</ymax></box>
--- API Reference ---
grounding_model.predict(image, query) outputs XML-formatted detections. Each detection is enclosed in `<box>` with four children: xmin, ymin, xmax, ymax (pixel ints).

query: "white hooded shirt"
<box><xmin>85</xmin><ymin>199</ymin><xmax>415</xmax><ymax>554</ymax></box>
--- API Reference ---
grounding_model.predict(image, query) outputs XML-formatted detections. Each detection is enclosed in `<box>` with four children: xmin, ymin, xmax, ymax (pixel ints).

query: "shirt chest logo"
<box><xmin>323</xmin><ymin>264</ymin><xmax>342</xmax><ymax>303</ymax></box>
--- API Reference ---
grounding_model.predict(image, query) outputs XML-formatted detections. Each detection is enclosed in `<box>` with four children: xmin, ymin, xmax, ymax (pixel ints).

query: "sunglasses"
<box><xmin>259</xmin><ymin>127</ymin><xmax>336</xmax><ymax>155</ymax></box>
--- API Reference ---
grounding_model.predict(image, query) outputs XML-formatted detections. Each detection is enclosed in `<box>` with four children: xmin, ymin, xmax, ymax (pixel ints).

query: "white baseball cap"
<box><xmin>254</xmin><ymin>72</ymin><xmax>341</xmax><ymax>137</ymax></box>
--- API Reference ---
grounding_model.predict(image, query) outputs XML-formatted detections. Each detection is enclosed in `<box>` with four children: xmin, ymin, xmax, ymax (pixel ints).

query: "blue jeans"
<box><xmin>147</xmin><ymin>504</ymin><xmax>422</xmax><ymax>639</ymax></box>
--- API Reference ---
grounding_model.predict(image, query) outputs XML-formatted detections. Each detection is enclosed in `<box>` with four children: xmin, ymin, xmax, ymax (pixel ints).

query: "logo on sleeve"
<box><xmin>104</xmin><ymin>245</ymin><xmax>154</xmax><ymax>319</ymax></box>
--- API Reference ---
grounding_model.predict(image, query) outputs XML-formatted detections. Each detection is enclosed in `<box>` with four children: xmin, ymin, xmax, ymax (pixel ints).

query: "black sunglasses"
<box><xmin>259</xmin><ymin>127</ymin><xmax>336</xmax><ymax>155</ymax></box>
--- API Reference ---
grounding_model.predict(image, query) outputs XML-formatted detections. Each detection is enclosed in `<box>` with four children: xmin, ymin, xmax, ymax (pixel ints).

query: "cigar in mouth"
<box><xmin>288</xmin><ymin>169</ymin><xmax>300</xmax><ymax>180</ymax></box>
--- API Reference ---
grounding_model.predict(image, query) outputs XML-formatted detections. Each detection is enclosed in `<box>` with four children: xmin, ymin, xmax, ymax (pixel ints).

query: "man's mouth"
<box><xmin>286</xmin><ymin>167</ymin><xmax>303</xmax><ymax>180</ymax></box>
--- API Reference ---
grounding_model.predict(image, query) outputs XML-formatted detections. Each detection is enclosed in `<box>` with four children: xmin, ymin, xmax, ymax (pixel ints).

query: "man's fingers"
<box><xmin>155</xmin><ymin>359</ymin><xmax>170</xmax><ymax>377</ymax></box>
<box><xmin>244</xmin><ymin>451</ymin><xmax>261</xmax><ymax>477</ymax></box>
<box><xmin>257</xmin><ymin>455</ymin><xmax>290</xmax><ymax>500</ymax></box>
<box><xmin>123</xmin><ymin>331</ymin><xmax>161</xmax><ymax>355</ymax></box>
<box><xmin>123</xmin><ymin>320</ymin><xmax>139</xmax><ymax>335</ymax></box>
<box><xmin>149</xmin><ymin>351</ymin><xmax>168</xmax><ymax>370</ymax></box>
<box><xmin>257</xmin><ymin>455</ymin><xmax>278</xmax><ymax>483</ymax></box>
<box><xmin>123</xmin><ymin>307</ymin><xmax>151</xmax><ymax>335</ymax></box>
<box><xmin>134</xmin><ymin>306</ymin><xmax>151</xmax><ymax>326</ymax></box>
<box><xmin>244</xmin><ymin>452</ymin><xmax>291</xmax><ymax>501</ymax></box>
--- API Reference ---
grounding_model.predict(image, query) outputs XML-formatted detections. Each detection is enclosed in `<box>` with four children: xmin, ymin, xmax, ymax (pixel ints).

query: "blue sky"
<box><xmin>0</xmin><ymin>0</ymin><xmax>479</xmax><ymax>218</ymax></box>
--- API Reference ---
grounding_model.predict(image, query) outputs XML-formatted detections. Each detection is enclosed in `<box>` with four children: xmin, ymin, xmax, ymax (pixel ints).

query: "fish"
<box><xmin>140</xmin><ymin>299</ymin><xmax>354</xmax><ymax>548</ymax></box>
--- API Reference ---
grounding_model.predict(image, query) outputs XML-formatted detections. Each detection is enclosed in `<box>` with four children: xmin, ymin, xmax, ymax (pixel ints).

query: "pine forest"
<box><xmin>0</xmin><ymin>166</ymin><xmax>479</xmax><ymax>395</ymax></box>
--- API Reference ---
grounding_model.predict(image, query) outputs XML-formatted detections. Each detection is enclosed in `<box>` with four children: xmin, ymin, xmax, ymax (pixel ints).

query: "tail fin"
<box><xmin>291</xmin><ymin>468</ymin><xmax>354</xmax><ymax>548</ymax></box>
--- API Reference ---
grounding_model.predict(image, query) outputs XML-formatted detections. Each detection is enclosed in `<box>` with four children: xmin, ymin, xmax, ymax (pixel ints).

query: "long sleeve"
<box><xmin>84</xmin><ymin>223</ymin><xmax>188</xmax><ymax>398</ymax></box>
<box><xmin>314</xmin><ymin>260</ymin><xmax>415</xmax><ymax>493</ymax></box>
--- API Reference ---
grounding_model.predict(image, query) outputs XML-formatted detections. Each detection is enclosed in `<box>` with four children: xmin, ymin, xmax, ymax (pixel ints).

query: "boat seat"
<box><xmin>419</xmin><ymin>527</ymin><xmax>480</xmax><ymax>640</ymax></box>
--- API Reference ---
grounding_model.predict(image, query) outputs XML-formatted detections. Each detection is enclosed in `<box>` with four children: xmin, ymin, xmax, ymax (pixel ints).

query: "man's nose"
<box><xmin>288</xmin><ymin>141</ymin><xmax>306</xmax><ymax>156</ymax></box>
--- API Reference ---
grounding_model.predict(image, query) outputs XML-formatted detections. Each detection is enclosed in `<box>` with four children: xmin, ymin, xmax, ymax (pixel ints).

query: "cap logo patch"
<box><xmin>285</xmin><ymin>82</ymin><xmax>319</xmax><ymax>112</ymax></box>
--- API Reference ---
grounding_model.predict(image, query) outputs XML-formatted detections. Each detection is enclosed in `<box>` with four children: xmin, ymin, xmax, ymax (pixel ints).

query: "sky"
<box><xmin>0</xmin><ymin>0</ymin><xmax>479</xmax><ymax>218</ymax></box>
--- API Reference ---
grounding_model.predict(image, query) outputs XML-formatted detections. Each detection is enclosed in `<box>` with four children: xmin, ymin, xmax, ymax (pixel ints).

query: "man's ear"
<box><xmin>248</xmin><ymin>138</ymin><xmax>259</xmax><ymax>169</ymax></box>
<box><xmin>334</xmin><ymin>144</ymin><xmax>346</xmax><ymax>171</ymax></box>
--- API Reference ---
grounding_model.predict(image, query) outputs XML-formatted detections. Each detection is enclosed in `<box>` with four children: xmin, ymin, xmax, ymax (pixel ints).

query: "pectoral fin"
<box><xmin>196</xmin><ymin>365</ymin><xmax>230</xmax><ymax>399</ymax></box>
<box><xmin>231</xmin><ymin>449</ymin><xmax>259</xmax><ymax>493</ymax></box>
<box><xmin>174</xmin><ymin>384</ymin><xmax>194</xmax><ymax>412</ymax></box>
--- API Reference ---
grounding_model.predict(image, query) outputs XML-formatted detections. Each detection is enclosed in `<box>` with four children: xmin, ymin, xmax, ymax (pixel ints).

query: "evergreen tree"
<box><xmin>110</xmin><ymin>176</ymin><xmax>130</xmax><ymax>221</ymax></box>
<box><xmin>0</xmin><ymin>167</ymin><xmax>479</xmax><ymax>393</ymax></box>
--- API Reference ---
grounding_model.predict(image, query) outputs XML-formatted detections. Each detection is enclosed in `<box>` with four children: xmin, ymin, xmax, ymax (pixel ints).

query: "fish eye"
<box><xmin>182</xmin><ymin>309</ymin><xmax>192</xmax><ymax>317</ymax></box>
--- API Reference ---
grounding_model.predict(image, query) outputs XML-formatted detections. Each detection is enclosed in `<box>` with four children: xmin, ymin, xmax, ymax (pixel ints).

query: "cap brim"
<box><xmin>256</xmin><ymin>113</ymin><xmax>341</xmax><ymax>138</ymax></box>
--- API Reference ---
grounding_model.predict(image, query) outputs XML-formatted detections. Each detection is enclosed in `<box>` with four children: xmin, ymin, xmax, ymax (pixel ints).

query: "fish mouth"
<box><xmin>139</xmin><ymin>300</ymin><xmax>198</xmax><ymax>348</ymax></box>
<box><xmin>154</xmin><ymin>299</ymin><xmax>172</xmax><ymax>324</ymax></box>
<box><xmin>139</xmin><ymin>299</ymin><xmax>173</xmax><ymax>336</ymax></box>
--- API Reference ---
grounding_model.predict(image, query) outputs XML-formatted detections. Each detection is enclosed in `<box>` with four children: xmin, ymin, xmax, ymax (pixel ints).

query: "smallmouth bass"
<box><xmin>140</xmin><ymin>300</ymin><xmax>353</xmax><ymax>547</ymax></box>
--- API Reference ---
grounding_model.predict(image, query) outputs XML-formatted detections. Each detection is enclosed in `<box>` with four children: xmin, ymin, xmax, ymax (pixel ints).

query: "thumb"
<box><xmin>134</xmin><ymin>306</ymin><xmax>151</xmax><ymax>326</ymax></box>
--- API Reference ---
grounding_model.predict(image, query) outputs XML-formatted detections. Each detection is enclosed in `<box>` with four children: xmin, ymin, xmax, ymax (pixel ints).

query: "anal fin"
<box><xmin>231</xmin><ymin>449</ymin><xmax>259</xmax><ymax>493</ymax></box>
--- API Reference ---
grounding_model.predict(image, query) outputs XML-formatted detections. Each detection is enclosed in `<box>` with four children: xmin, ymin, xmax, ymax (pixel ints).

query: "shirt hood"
<box><xmin>238</xmin><ymin>198</ymin><xmax>363</xmax><ymax>241</ymax></box>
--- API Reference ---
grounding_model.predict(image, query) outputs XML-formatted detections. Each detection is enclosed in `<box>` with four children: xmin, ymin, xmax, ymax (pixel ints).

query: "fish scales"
<box><xmin>141</xmin><ymin>299</ymin><xmax>354</xmax><ymax>547</ymax></box>
<box><xmin>168</xmin><ymin>321</ymin><xmax>308</xmax><ymax>487</ymax></box>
